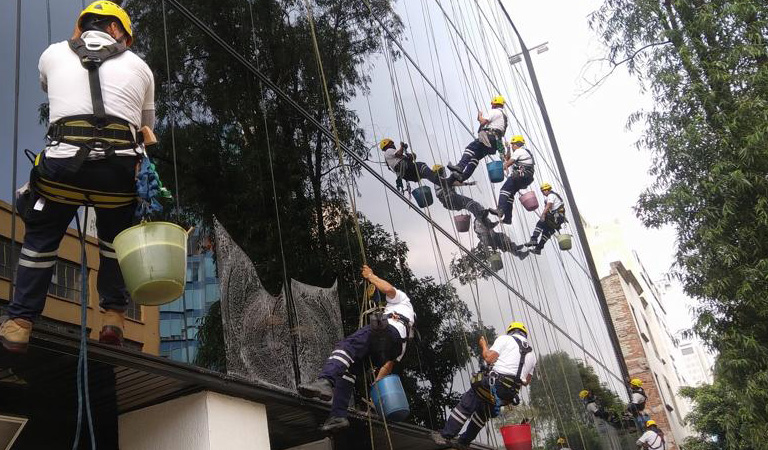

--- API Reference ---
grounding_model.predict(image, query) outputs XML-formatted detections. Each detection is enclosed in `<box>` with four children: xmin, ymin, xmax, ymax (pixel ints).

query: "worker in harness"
<box><xmin>432</xmin><ymin>321</ymin><xmax>537</xmax><ymax>449</ymax></box>
<box><xmin>380</xmin><ymin>139</ymin><xmax>442</xmax><ymax>186</ymax></box>
<box><xmin>627</xmin><ymin>378</ymin><xmax>650</xmax><ymax>430</ymax></box>
<box><xmin>579</xmin><ymin>389</ymin><xmax>622</xmax><ymax>428</ymax></box>
<box><xmin>445</xmin><ymin>96</ymin><xmax>508</xmax><ymax>185</ymax></box>
<box><xmin>488</xmin><ymin>135</ymin><xmax>535</xmax><ymax>224</ymax></box>
<box><xmin>434</xmin><ymin>176</ymin><xmax>483</xmax><ymax>218</ymax></box>
<box><xmin>298</xmin><ymin>265</ymin><xmax>416</xmax><ymax>433</ymax></box>
<box><xmin>556</xmin><ymin>437</ymin><xmax>571</xmax><ymax>449</ymax></box>
<box><xmin>0</xmin><ymin>1</ymin><xmax>154</xmax><ymax>353</ymax></box>
<box><xmin>522</xmin><ymin>183</ymin><xmax>566</xmax><ymax>255</ymax></box>
<box><xmin>636</xmin><ymin>420</ymin><xmax>666</xmax><ymax>449</ymax></box>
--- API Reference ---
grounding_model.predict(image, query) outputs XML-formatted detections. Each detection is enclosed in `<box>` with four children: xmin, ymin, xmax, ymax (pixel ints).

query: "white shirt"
<box><xmin>637</xmin><ymin>430</ymin><xmax>665</xmax><ymax>449</ymax></box>
<box><xmin>545</xmin><ymin>192</ymin><xmax>565</xmax><ymax>211</ymax></box>
<box><xmin>383</xmin><ymin>289</ymin><xmax>415</xmax><ymax>339</ymax></box>
<box><xmin>383</xmin><ymin>147</ymin><xmax>403</xmax><ymax>171</ymax></box>
<box><xmin>489</xmin><ymin>334</ymin><xmax>537</xmax><ymax>378</ymax></box>
<box><xmin>631</xmin><ymin>390</ymin><xmax>647</xmax><ymax>404</ymax></box>
<box><xmin>484</xmin><ymin>108</ymin><xmax>507</xmax><ymax>132</ymax></box>
<box><xmin>586</xmin><ymin>402</ymin><xmax>599</xmax><ymax>414</ymax></box>
<box><xmin>509</xmin><ymin>147</ymin><xmax>533</xmax><ymax>166</ymax></box>
<box><xmin>40</xmin><ymin>31</ymin><xmax>155</xmax><ymax>158</ymax></box>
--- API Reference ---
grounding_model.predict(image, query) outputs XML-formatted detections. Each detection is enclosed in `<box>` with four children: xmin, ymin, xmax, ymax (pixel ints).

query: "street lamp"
<box><xmin>508</xmin><ymin>42</ymin><xmax>549</xmax><ymax>65</ymax></box>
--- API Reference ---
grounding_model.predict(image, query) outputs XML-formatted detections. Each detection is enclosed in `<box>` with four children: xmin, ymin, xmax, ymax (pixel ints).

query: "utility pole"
<box><xmin>497</xmin><ymin>0</ymin><xmax>631</xmax><ymax>383</ymax></box>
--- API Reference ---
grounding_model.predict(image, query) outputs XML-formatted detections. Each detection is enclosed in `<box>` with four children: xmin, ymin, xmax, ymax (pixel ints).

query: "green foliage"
<box><xmin>591</xmin><ymin>1</ymin><xmax>768</xmax><ymax>446</ymax></box>
<box><xmin>680</xmin><ymin>380</ymin><xmax>757</xmax><ymax>450</ymax></box>
<box><xmin>194</xmin><ymin>299</ymin><xmax>226</xmax><ymax>372</ymax></box>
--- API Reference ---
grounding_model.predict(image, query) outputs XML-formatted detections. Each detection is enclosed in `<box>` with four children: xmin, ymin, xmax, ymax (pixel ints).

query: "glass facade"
<box><xmin>159</xmin><ymin>238</ymin><xmax>219</xmax><ymax>364</ymax></box>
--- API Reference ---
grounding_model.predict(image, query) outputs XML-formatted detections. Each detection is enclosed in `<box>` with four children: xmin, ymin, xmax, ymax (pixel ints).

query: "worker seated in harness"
<box><xmin>488</xmin><ymin>135</ymin><xmax>535</xmax><ymax>224</ymax></box>
<box><xmin>474</xmin><ymin>212</ymin><xmax>527</xmax><ymax>259</ymax></box>
<box><xmin>298</xmin><ymin>265</ymin><xmax>415</xmax><ymax>433</ymax></box>
<box><xmin>522</xmin><ymin>183</ymin><xmax>566</xmax><ymax>255</ymax></box>
<box><xmin>627</xmin><ymin>378</ymin><xmax>650</xmax><ymax>430</ymax></box>
<box><xmin>435</xmin><ymin>178</ymin><xmax>484</xmax><ymax>219</ymax></box>
<box><xmin>445</xmin><ymin>96</ymin><xmax>508</xmax><ymax>185</ymax></box>
<box><xmin>380</xmin><ymin>138</ymin><xmax>443</xmax><ymax>187</ymax></box>
<box><xmin>637</xmin><ymin>420</ymin><xmax>666</xmax><ymax>450</ymax></box>
<box><xmin>0</xmin><ymin>1</ymin><xmax>154</xmax><ymax>353</ymax></box>
<box><xmin>579</xmin><ymin>389</ymin><xmax>622</xmax><ymax>428</ymax></box>
<box><xmin>432</xmin><ymin>321</ymin><xmax>537</xmax><ymax>449</ymax></box>
<box><xmin>556</xmin><ymin>437</ymin><xmax>571</xmax><ymax>449</ymax></box>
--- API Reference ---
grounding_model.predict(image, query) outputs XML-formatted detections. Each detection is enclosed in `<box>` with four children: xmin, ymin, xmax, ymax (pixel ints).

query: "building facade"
<box><xmin>677</xmin><ymin>339</ymin><xmax>714</xmax><ymax>387</ymax></box>
<box><xmin>0</xmin><ymin>200</ymin><xmax>159</xmax><ymax>353</ymax></box>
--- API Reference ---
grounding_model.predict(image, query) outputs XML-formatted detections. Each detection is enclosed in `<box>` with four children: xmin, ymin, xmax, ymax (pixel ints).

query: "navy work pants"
<box><xmin>395</xmin><ymin>160</ymin><xmax>440</xmax><ymax>185</ymax></box>
<box><xmin>318</xmin><ymin>324</ymin><xmax>402</xmax><ymax>418</ymax></box>
<box><xmin>8</xmin><ymin>156</ymin><xmax>138</xmax><ymax>321</ymax></box>
<box><xmin>436</xmin><ymin>188</ymin><xmax>486</xmax><ymax>219</ymax></box>
<box><xmin>530</xmin><ymin>211</ymin><xmax>565</xmax><ymax>250</ymax></box>
<box><xmin>440</xmin><ymin>377</ymin><xmax>518</xmax><ymax>444</ymax></box>
<box><xmin>454</xmin><ymin>140</ymin><xmax>494</xmax><ymax>181</ymax></box>
<box><xmin>497</xmin><ymin>171</ymin><xmax>533</xmax><ymax>224</ymax></box>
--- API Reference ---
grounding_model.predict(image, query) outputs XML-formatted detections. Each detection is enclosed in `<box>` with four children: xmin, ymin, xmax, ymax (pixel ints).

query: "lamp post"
<box><xmin>497</xmin><ymin>0</ymin><xmax>631</xmax><ymax>383</ymax></box>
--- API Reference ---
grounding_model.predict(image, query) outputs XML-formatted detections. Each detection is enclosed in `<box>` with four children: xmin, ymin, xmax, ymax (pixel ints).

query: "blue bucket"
<box><xmin>412</xmin><ymin>186</ymin><xmax>433</xmax><ymax>208</ymax></box>
<box><xmin>370</xmin><ymin>374</ymin><xmax>410</xmax><ymax>422</ymax></box>
<box><xmin>487</xmin><ymin>160</ymin><xmax>504</xmax><ymax>183</ymax></box>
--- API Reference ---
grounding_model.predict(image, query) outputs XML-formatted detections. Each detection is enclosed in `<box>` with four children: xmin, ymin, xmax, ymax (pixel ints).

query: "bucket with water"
<box><xmin>454</xmin><ymin>214</ymin><xmax>471</xmax><ymax>232</ymax></box>
<box><xmin>500</xmin><ymin>424</ymin><xmax>532</xmax><ymax>450</ymax></box>
<box><xmin>412</xmin><ymin>186</ymin><xmax>433</xmax><ymax>208</ymax></box>
<box><xmin>113</xmin><ymin>221</ymin><xmax>188</xmax><ymax>306</ymax></box>
<box><xmin>487</xmin><ymin>160</ymin><xmax>504</xmax><ymax>183</ymax></box>
<box><xmin>519</xmin><ymin>191</ymin><xmax>538</xmax><ymax>211</ymax></box>
<box><xmin>370</xmin><ymin>374</ymin><xmax>410</xmax><ymax>422</ymax></box>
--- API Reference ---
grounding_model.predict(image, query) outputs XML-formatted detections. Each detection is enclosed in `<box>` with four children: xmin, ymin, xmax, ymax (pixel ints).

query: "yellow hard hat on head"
<box><xmin>79</xmin><ymin>1</ymin><xmax>133</xmax><ymax>46</ymax></box>
<box><xmin>379</xmin><ymin>138</ymin><xmax>395</xmax><ymax>151</ymax></box>
<box><xmin>510</xmin><ymin>135</ymin><xmax>525</xmax><ymax>145</ymax></box>
<box><xmin>579</xmin><ymin>390</ymin><xmax>589</xmax><ymax>399</ymax></box>
<box><xmin>540</xmin><ymin>182</ymin><xmax>552</xmax><ymax>191</ymax></box>
<box><xmin>630</xmin><ymin>378</ymin><xmax>643</xmax><ymax>387</ymax></box>
<box><xmin>491</xmin><ymin>95</ymin><xmax>505</xmax><ymax>107</ymax></box>
<box><xmin>506</xmin><ymin>321</ymin><xmax>528</xmax><ymax>335</ymax></box>
<box><xmin>557</xmin><ymin>438</ymin><xmax>566</xmax><ymax>445</ymax></box>
<box><xmin>646</xmin><ymin>419</ymin><xmax>656</xmax><ymax>427</ymax></box>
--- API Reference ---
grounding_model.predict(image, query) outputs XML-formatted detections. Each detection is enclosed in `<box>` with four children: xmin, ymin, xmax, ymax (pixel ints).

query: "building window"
<box><xmin>0</xmin><ymin>237</ymin><xmax>20</xmax><ymax>280</ymax></box>
<box><xmin>681</xmin><ymin>347</ymin><xmax>694</xmax><ymax>355</ymax></box>
<box><xmin>125</xmin><ymin>298</ymin><xmax>142</xmax><ymax>321</ymax></box>
<box><xmin>49</xmin><ymin>260</ymin><xmax>84</xmax><ymax>303</ymax></box>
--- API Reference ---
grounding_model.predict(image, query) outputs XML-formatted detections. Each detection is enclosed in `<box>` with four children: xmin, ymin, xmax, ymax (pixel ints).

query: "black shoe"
<box><xmin>321</xmin><ymin>416</ymin><xmax>350</xmax><ymax>432</ymax></box>
<box><xmin>524</xmin><ymin>239</ymin><xmax>537</xmax><ymax>248</ymax></box>
<box><xmin>501</xmin><ymin>215</ymin><xmax>512</xmax><ymax>225</ymax></box>
<box><xmin>431</xmin><ymin>431</ymin><xmax>449</xmax><ymax>445</ymax></box>
<box><xmin>487</xmin><ymin>208</ymin><xmax>501</xmax><ymax>217</ymax></box>
<box><xmin>447</xmin><ymin>163</ymin><xmax>462</xmax><ymax>174</ymax></box>
<box><xmin>530</xmin><ymin>247</ymin><xmax>542</xmax><ymax>255</ymax></box>
<box><xmin>298</xmin><ymin>378</ymin><xmax>334</xmax><ymax>401</ymax></box>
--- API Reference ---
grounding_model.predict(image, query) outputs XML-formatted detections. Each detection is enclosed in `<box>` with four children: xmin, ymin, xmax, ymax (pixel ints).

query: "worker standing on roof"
<box><xmin>445</xmin><ymin>96</ymin><xmax>508</xmax><ymax>185</ymax></box>
<box><xmin>522</xmin><ymin>183</ymin><xmax>566</xmax><ymax>255</ymax></box>
<box><xmin>556</xmin><ymin>437</ymin><xmax>571</xmax><ymax>449</ymax></box>
<box><xmin>432</xmin><ymin>321</ymin><xmax>537</xmax><ymax>449</ymax></box>
<box><xmin>637</xmin><ymin>420</ymin><xmax>666</xmax><ymax>449</ymax></box>
<box><xmin>488</xmin><ymin>135</ymin><xmax>534</xmax><ymax>224</ymax></box>
<box><xmin>298</xmin><ymin>265</ymin><xmax>416</xmax><ymax>433</ymax></box>
<box><xmin>380</xmin><ymin>139</ymin><xmax>443</xmax><ymax>186</ymax></box>
<box><xmin>0</xmin><ymin>1</ymin><xmax>154</xmax><ymax>354</ymax></box>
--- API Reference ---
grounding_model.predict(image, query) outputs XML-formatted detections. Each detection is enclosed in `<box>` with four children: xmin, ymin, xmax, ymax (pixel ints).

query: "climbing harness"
<box><xmin>511</xmin><ymin>148</ymin><xmax>535</xmax><ymax>177</ymax></box>
<box><xmin>471</xmin><ymin>335</ymin><xmax>531</xmax><ymax>413</ymax></box>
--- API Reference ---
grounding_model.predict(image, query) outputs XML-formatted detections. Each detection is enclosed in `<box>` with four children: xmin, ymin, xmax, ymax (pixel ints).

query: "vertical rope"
<box><xmin>8</xmin><ymin>0</ymin><xmax>22</xmax><ymax>306</ymax></box>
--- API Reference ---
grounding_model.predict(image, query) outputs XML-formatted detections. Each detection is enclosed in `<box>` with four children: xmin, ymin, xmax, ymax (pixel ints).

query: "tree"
<box><xmin>590</xmin><ymin>1</ymin><xmax>768</xmax><ymax>446</ymax></box>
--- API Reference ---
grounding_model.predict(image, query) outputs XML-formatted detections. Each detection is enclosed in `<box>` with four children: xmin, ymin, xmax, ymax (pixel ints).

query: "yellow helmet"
<box><xmin>379</xmin><ymin>138</ymin><xmax>395</xmax><ymax>151</ymax></box>
<box><xmin>557</xmin><ymin>438</ymin><xmax>566</xmax><ymax>445</ymax></box>
<box><xmin>506</xmin><ymin>321</ymin><xmax>528</xmax><ymax>335</ymax></box>
<box><xmin>540</xmin><ymin>182</ymin><xmax>552</xmax><ymax>191</ymax></box>
<box><xmin>646</xmin><ymin>420</ymin><xmax>656</xmax><ymax>427</ymax></box>
<box><xmin>630</xmin><ymin>378</ymin><xmax>643</xmax><ymax>387</ymax></box>
<box><xmin>491</xmin><ymin>95</ymin><xmax>505</xmax><ymax>107</ymax></box>
<box><xmin>79</xmin><ymin>1</ymin><xmax>133</xmax><ymax>46</ymax></box>
<box><xmin>578</xmin><ymin>390</ymin><xmax>589</xmax><ymax>399</ymax></box>
<box><xmin>510</xmin><ymin>135</ymin><xmax>525</xmax><ymax>145</ymax></box>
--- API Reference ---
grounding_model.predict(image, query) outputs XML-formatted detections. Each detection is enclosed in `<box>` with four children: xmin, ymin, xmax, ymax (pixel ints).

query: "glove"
<box><xmin>401</xmin><ymin>142</ymin><xmax>408</xmax><ymax>150</ymax></box>
<box><xmin>395</xmin><ymin>177</ymin><xmax>404</xmax><ymax>192</ymax></box>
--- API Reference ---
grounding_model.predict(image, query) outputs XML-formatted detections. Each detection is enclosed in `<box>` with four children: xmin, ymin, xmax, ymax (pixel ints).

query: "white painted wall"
<box><xmin>119</xmin><ymin>391</ymin><xmax>270</xmax><ymax>450</ymax></box>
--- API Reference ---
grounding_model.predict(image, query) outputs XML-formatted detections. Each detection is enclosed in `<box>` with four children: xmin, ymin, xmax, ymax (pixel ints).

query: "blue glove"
<box><xmin>135</xmin><ymin>157</ymin><xmax>169</xmax><ymax>219</ymax></box>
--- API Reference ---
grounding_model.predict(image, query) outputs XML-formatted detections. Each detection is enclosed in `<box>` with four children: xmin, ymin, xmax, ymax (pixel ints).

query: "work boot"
<box><xmin>321</xmin><ymin>416</ymin><xmax>349</xmax><ymax>432</ymax></box>
<box><xmin>487</xmin><ymin>208</ymin><xmax>501</xmax><ymax>217</ymax></box>
<box><xmin>298</xmin><ymin>378</ymin><xmax>334</xmax><ymax>401</ymax></box>
<box><xmin>0</xmin><ymin>317</ymin><xmax>32</xmax><ymax>354</ymax></box>
<box><xmin>447</xmin><ymin>162</ymin><xmax>462</xmax><ymax>174</ymax></box>
<box><xmin>99</xmin><ymin>310</ymin><xmax>125</xmax><ymax>346</ymax></box>
<box><xmin>530</xmin><ymin>246</ymin><xmax>542</xmax><ymax>255</ymax></box>
<box><xmin>524</xmin><ymin>239</ymin><xmax>537</xmax><ymax>248</ymax></box>
<box><xmin>431</xmin><ymin>431</ymin><xmax>449</xmax><ymax>445</ymax></box>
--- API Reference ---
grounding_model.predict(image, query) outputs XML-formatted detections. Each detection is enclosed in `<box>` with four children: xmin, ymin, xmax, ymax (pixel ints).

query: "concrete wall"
<box><xmin>601</xmin><ymin>265</ymin><xmax>689</xmax><ymax>449</ymax></box>
<box><xmin>119</xmin><ymin>391</ymin><xmax>270</xmax><ymax>450</ymax></box>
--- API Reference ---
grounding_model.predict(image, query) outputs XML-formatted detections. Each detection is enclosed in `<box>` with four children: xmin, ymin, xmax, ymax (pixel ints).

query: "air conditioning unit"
<box><xmin>0</xmin><ymin>414</ymin><xmax>27</xmax><ymax>450</ymax></box>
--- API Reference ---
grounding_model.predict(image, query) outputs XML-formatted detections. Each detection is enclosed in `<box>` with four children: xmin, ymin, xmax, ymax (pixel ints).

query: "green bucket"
<box><xmin>557</xmin><ymin>234</ymin><xmax>572</xmax><ymax>251</ymax></box>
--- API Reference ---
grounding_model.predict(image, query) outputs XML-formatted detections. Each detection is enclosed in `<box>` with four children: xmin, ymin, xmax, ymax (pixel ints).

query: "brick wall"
<box><xmin>601</xmin><ymin>272</ymin><xmax>678</xmax><ymax>450</ymax></box>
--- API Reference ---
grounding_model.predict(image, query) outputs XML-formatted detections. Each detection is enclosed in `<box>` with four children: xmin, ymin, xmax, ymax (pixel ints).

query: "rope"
<box><xmin>9</xmin><ymin>0</ymin><xmax>21</xmax><ymax>308</ymax></box>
